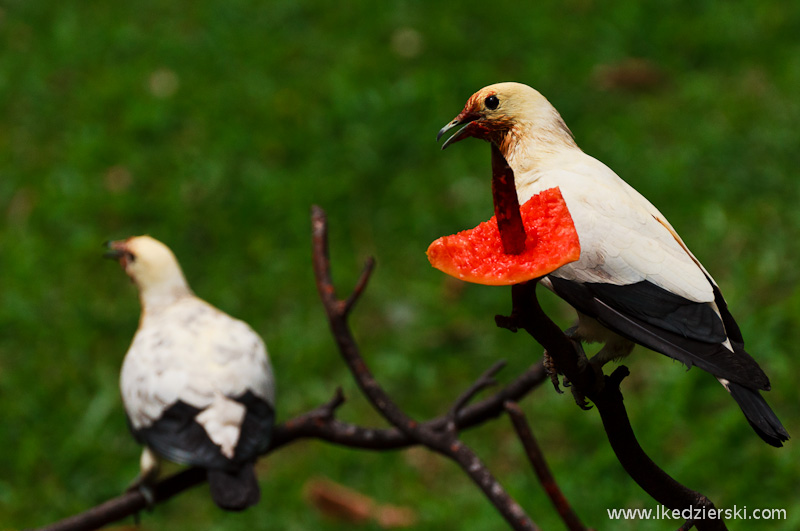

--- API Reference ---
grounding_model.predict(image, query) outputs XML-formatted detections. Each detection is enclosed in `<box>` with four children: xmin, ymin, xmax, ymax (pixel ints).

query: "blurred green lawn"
<box><xmin>2</xmin><ymin>1</ymin><xmax>799</xmax><ymax>529</ymax></box>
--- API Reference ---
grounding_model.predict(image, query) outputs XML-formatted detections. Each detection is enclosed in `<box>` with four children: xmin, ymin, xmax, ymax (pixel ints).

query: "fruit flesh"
<box><xmin>427</xmin><ymin>187</ymin><xmax>580</xmax><ymax>286</ymax></box>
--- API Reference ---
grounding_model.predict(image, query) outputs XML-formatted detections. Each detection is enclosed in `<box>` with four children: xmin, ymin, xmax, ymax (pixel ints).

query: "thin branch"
<box><xmin>504</xmin><ymin>401</ymin><xmax>587</xmax><ymax>531</ymax></box>
<box><xmin>499</xmin><ymin>281</ymin><xmax>727</xmax><ymax>531</ymax></box>
<box><xmin>269</xmin><ymin>362</ymin><xmax>547</xmax><ymax>452</ymax></box>
<box><xmin>38</xmin><ymin>209</ymin><xmax>557</xmax><ymax>531</ymax></box>
<box><xmin>35</xmin><ymin>361</ymin><xmax>548</xmax><ymax>531</ymax></box>
<box><xmin>343</xmin><ymin>256</ymin><xmax>375</xmax><ymax>315</ymax></box>
<box><xmin>311</xmin><ymin>205</ymin><xmax>423</xmax><ymax>439</ymax></box>
<box><xmin>446</xmin><ymin>360</ymin><xmax>506</xmax><ymax>430</ymax></box>
<box><xmin>311</xmin><ymin>205</ymin><xmax>539</xmax><ymax>531</ymax></box>
<box><xmin>37</xmin><ymin>209</ymin><xmax>548</xmax><ymax>531</ymax></box>
<box><xmin>35</xmin><ymin>468</ymin><xmax>207</xmax><ymax>531</ymax></box>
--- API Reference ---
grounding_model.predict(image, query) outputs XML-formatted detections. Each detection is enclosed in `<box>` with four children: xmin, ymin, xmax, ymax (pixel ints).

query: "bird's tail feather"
<box><xmin>725</xmin><ymin>381</ymin><xmax>789</xmax><ymax>448</ymax></box>
<box><xmin>207</xmin><ymin>462</ymin><xmax>260</xmax><ymax>511</ymax></box>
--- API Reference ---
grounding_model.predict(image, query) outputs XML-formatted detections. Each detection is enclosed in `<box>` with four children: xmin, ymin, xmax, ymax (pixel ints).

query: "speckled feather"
<box><xmin>109</xmin><ymin>235</ymin><xmax>276</xmax><ymax>509</ymax></box>
<box><xmin>122</xmin><ymin>296</ymin><xmax>275</xmax><ymax>460</ymax></box>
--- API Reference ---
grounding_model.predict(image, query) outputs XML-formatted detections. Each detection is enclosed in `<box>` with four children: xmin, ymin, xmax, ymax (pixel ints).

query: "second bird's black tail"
<box><xmin>208</xmin><ymin>461</ymin><xmax>261</xmax><ymax>511</ymax></box>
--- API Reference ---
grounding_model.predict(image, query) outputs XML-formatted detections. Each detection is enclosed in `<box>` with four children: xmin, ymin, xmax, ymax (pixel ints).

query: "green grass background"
<box><xmin>2</xmin><ymin>1</ymin><xmax>799</xmax><ymax>529</ymax></box>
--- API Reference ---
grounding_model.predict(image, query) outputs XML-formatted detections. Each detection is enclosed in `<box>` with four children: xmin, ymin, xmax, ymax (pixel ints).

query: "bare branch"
<box><xmin>37</xmin><ymin>208</ymin><xmax>556</xmax><ymax>531</ymax></box>
<box><xmin>446</xmin><ymin>360</ymin><xmax>506</xmax><ymax>430</ymax></box>
<box><xmin>311</xmin><ymin>206</ymin><xmax>422</xmax><ymax>438</ymax></box>
<box><xmin>499</xmin><ymin>281</ymin><xmax>727</xmax><ymax>531</ymax></box>
<box><xmin>504</xmin><ymin>401</ymin><xmax>587</xmax><ymax>531</ymax></box>
<box><xmin>270</xmin><ymin>362</ymin><xmax>547</xmax><ymax>452</ymax></box>
<box><xmin>343</xmin><ymin>256</ymin><xmax>375</xmax><ymax>315</ymax></box>
<box><xmin>36</xmin><ymin>360</ymin><xmax>548</xmax><ymax>531</ymax></box>
<box><xmin>311</xmin><ymin>205</ymin><xmax>539</xmax><ymax>531</ymax></box>
<box><xmin>35</xmin><ymin>468</ymin><xmax>207</xmax><ymax>531</ymax></box>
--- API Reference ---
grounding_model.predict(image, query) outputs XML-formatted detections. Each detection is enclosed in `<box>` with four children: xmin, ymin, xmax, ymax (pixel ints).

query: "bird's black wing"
<box><xmin>231</xmin><ymin>391</ymin><xmax>275</xmax><ymax>462</ymax></box>
<box><xmin>131</xmin><ymin>391</ymin><xmax>275</xmax><ymax>471</ymax></box>
<box><xmin>546</xmin><ymin>276</ymin><xmax>770</xmax><ymax>390</ymax></box>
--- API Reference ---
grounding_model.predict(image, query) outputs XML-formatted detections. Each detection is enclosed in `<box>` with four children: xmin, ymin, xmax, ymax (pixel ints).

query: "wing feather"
<box><xmin>546</xmin><ymin>276</ymin><xmax>770</xmax><ymax>389</ymax></box>
<box><xmin>131</xmin><ymin>391</ymin><xmax>274</xmax><ymax>471</ymax></box>
<box><xmin>121</xmin><ymin>297</ymin><xmax>276</xmax><ymax>468</ymax></box>
<box><xmin>516</xmin><ymin>158</ymin><xmax>715</xmax><ymax>303</ymax></box>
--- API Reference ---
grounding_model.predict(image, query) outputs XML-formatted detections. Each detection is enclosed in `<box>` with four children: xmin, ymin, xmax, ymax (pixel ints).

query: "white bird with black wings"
<box><xmin>106</xmin><ymin>235</ymin><xmax>276</xmax><ymax>510</ymax></box>
<box><xmin>437</xmin><ymin>82</ymin><xmax>788</xmax><ymax>447</ymax></box>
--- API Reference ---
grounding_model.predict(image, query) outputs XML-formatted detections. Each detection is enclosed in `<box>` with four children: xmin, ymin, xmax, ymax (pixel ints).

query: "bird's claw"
<box><xmin>570</xmin><ymin>385</ymin><xmax>593</xmax><ymax>410</ymax></box>
<box><xmin>542</xmin><ymin>350</ymin><xmax>564</xmax><ymax>394</ymax></box>
<box><xmin>127</xmin><ymin>476</ymin><xmax>156</xmax><ymax>513</ymax></box>
<box><xmin>569</xmin><ymin>339</ymin><xmax>593</xmax><ymax>409</ymax></box>
<box><xmin>138</xmin><ymin>483</ymin><xmax>156</xmax><ymax>509</ymax></box>
<box><xmin>544</xmin><ymin>332</ymin><xmax>594</xmax><ymax>409</ymax></box>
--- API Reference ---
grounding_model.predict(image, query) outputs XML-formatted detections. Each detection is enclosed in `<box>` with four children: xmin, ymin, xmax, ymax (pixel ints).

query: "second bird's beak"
<box><xmin>437</xmin><ymin>110</ymin><xmax>482</xmax><ymax>150</ymax></box>
<box><xmin>103</xmin><ymin>240</ymin><xmax>130</xmax><ymax>266</ymax></box>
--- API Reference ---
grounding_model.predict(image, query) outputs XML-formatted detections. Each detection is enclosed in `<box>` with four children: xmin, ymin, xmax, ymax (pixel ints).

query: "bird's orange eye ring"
<box><xmin>484</xmin><ymin>95</ymin><xmax>499</xmax><ymax>110</ymax></box>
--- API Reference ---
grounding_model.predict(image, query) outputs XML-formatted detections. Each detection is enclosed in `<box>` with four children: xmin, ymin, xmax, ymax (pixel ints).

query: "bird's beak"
<box><xmin>103</xmin><ymin>240</ymin><xmax>129</xmax><ymax>264</ymax></box>
<box><xmin>437</xmin><ymin>110</ymin><xmax>482</xmax><ymax>150</ymax></box>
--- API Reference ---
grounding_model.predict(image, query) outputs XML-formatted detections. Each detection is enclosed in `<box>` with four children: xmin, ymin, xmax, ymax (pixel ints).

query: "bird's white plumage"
<box><xmin>195</xmin><ymin>393</ymin><xmax>248</xmax><ymax>459</ymax></box>
<box><xmin>121</xmin><ymin>296</ymin><xmax>275</xmax><ymax>437</ymax></box>
<box><xmin>515</xmin><ymin>154</ymin><xmax>715</xmax><ymax>304</ymax></box>
<box><xmin>112</xmin><ymin>235</ymin><xmax>275</xmax><ymax>464</ymax></box>
<box><xmin>444</xmin><ymin>82</ymin><xmax>716</xmax><ymax>305</ymax></box>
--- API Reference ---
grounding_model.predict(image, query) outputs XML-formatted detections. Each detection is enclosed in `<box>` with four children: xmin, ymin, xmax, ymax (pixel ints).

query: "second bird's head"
<box><xmin>105</xmin><ymin>235</ymin><xmax>190</xmax><ymax>299</ymax></box>
<box><xmin>437</xmin><ymin>82</ymin><xmax>573</xmax><ymax>154</ymax></box>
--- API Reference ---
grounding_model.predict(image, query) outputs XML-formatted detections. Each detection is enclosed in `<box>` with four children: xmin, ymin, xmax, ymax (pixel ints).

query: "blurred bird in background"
<box><xmin>438</xmin><ymin>82</ymin><xmax>788</xmax><ymax>447</ymax></box>
<box><xmin>106</xmin><ymin>235</ymin><xmax>276</xmax><ymax>510</ymax></box>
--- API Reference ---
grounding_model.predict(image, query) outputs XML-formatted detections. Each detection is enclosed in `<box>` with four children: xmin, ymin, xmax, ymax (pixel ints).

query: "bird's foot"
<box><xmin>542</xmin><ymin>350</ymin><xmax>563</xmax><ymax>394</ymax></box>
<box><xmin>567</xmin><ymin>336</ymin><xmax>593</xmax><ymax>410</ymax></box>
<box><xmin>126</xmin><ymin>446</ymin><xmax>160</xmax><ymax>514</ymax></box>
<box><xmin>543</xmin><ymin>326</ymin><xmax>584</xmax><ymax>394</ymax></box>
<box><xmin>543</xmin><ymin>327</ymin><xmax>595</xmax><ymax>409</ymax></box>
<box><xmin>569</xmin><ymin>382</ymin><xmax>592</xmax><ymax>410</ymax></box>
<box><xmin>124</xmin><ymin>479</ymin><xmax>155</xmax><ymax>525</ymax></box>
<box><xmin>127</xmin><ymin>476</ymin><xmax>157</xmax><ymax>511</ymax></box>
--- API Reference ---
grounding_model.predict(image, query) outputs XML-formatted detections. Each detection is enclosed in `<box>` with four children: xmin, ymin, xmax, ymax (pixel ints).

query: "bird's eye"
<box><xmin>484</xmin><ymin>95</ymin><xmax>499</xmax><ymax>110</ymax></box>
<box><xmin>125</xmin><ymin>252</ymin><xmax>136</xmax><ymax>262</ymax></box>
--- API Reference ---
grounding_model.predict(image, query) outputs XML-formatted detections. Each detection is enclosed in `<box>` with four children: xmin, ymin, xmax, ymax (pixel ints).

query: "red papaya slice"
<box><xmin>427</xmin><ymin>187</ymin><xmax>580</xmax><ymax>286</ymax></box>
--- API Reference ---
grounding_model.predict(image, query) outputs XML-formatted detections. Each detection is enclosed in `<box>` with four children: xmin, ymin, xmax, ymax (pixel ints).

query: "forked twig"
<box><xmin>446</xmin><ymin>360</ymin><xmax>506</xmax><ymax>430</ymax></box>
<box><xmin>311</xmin><ymin>205</ymin><xmax>538</xmax><ymax>531</ymax></box>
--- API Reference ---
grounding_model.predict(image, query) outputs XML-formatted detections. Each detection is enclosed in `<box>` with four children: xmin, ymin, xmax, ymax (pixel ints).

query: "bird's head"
<box><xmin>105</xmin><ymin>235</ymin><xmax>191</xmax><ymax>308</ymax></box>
<box><xmin>437</xmin><ymin>82</ymin><xmax>575</xmax><ymax>162</ymax></box>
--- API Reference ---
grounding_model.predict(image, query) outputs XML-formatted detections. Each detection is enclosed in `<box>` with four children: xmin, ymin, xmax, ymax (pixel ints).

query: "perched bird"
<box><xmin>437</xmin><ymin>82</ymin><xmax>788</xmax><ymax>447</ymax></box>
<box><xmin>106</xmin><ymin>235</ymin><xmax>276</xmax><ymax>510</ymax></box>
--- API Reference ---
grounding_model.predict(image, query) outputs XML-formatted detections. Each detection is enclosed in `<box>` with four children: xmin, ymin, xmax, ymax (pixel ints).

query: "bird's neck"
<box><xmin>137</xmin><ymin>276</ymin><xmax>193</xmax><ymax>313</ymax></box>
<box><xmin>498</xmin><ymin>115</ymin><xmax>580</xmax><ymax>177</ymax></box>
